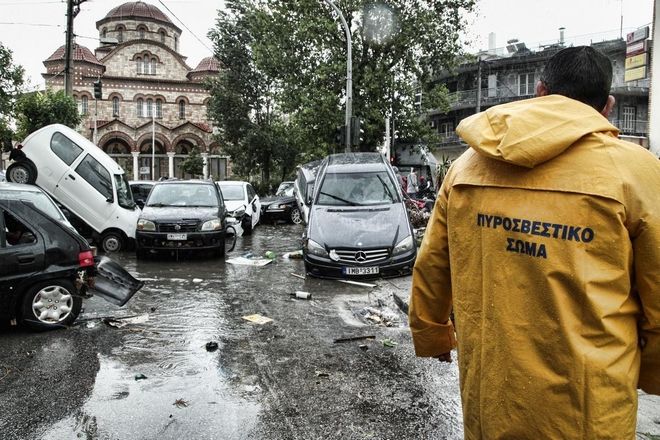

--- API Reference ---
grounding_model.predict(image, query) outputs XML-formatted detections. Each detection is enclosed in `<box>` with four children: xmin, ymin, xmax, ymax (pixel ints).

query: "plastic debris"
<box><xmin>334</xmin><ymin>335</ymin><xmax>376</xmax><ymax>343</ymax></box>
<box><xmin>315</xmin><ymin>371</ymin><xmax>330</xmax><ymax>378</ymax></box>
<box><xmin>283</xmin><ymin>250</ymin><xmax>303</xmax><ymax>259</ymax></box>
<box><xmin>192</xmin><ymin>278</ymin><xmax>203</xmax><ymax>283</ymax></box>
<box><xmin>290</xmin><ymin>273</ymin><xmax>306</xmax><ymax>280</ymax></box>
<box><xmin>358</xmin><ymin>306</ymin><xmax>401</xmax><ymax>327</ymax></box>
<box><xmin>242</xmin><ymin>314</ymin><xmax>274</xmax><ymax>325</ymax></box>
<box><xmin>290</xmin><ymin>291</ymin><xmax>312</xmax><ymax>300</ymax></box>
<box><xmin>103</xmin><ymin>314</ymin><xmax>149</xmax><ymax>328</ymax></box>
<box><xmin>264</xmin><ymin>251</ymin><xmax>277</xmax><ymax>259</ymax></box>
<box><xmin>205</xmin><ymin>342</ymin><xmax>219</xmax><ymax>352</ymax></box>
<box><xmin>226</xmin><ymin>257</ymin><xmax>273</xmax><ymax>266</ymax></box>
<box><xmin>337</xmin><ymin>279</ymin><xmax>376</xmax><ymax>288</ymax></box>
<box><xmin>382</xmin><ymin>338</ymin><xmax>398</xmax><ymax>348</ymax></box>
<box><xmin>134</xmin><ymin>373</ymin><xmax>148</xmax><ymax>381</ymax></box>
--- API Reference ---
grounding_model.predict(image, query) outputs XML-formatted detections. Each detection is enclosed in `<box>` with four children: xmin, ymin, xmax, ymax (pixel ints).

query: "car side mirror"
<box><xmin>135</xmin><ymin>199</ymin><xmax>145</xmax><ymax>209</ymax></box>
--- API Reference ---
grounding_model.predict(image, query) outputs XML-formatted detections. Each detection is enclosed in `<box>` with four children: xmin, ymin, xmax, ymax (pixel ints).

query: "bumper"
<box><xmin>136</xmin><ymin>230</ymin><xmax>225</xmax><ymax>251</ymax></box>
<box><xmin>261</xmin><ymin>206</ymin><xmax>292</xmax><ymax>221</ymax></box>
<box><xmin>303</xmin><ymin>251</ymin><xmax>416</xmax><ymax>279</ymax></box>
<box><xmin>88</xmin><ymin>256</ymin><xmax>144</xmax><ymax>306</ymax></box>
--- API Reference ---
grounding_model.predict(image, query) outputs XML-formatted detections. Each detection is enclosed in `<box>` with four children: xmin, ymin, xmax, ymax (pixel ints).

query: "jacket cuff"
<box><xmin>411</xmin><ymin>320</ymin><xmax>457</xmax><ymax>357</ymax></box>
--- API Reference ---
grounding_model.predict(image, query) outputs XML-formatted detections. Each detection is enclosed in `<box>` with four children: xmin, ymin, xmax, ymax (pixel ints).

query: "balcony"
<box><xmin>609</xmin><ymin>119</ymin><xmax>648</xmax><ymax>136</ymax></box>
<box><xmin>444</xmin><ymin>87</ymin><xmax>533</xmax><ymax>112</ymax></box>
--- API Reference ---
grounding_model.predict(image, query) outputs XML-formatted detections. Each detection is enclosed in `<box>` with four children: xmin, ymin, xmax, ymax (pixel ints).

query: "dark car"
<box><xmin>303</xmin><ymin>153</ymin><xmax>416</xmax><ymax>279</ymax></box>
<box><xmin>260</xmin><ymin>181</ymin><xmax>302</xmax><ymax>224</ymax></box>
<box><xmin>130</xmin><ymin>180</ymin><xmax>156</xmax><ymax>209</ymax></box>
<box><xmin>135</xmin><ymin>180</ymin><xmax>228</xmax><ymax>258</ymax></box>
<box><xmin>0</xmin><ymin>199</ymin><xmax>143</xmax><ymax>330</ymax></box>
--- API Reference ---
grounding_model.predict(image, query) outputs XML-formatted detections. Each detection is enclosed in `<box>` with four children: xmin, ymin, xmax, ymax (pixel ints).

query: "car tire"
<box><xmin>241</xmin><ymin>215</ymin><xmax>253</xmax><ymax>235</ymax></box>
<box><xmin>101</xmin><ymin>231</ymin><xmax>124</xmax><ymax>253</ymax></box>
<box><xmin>290</xmin><ymin>207</ymin><xmax>302</xmax><ymax>225</ymax></box>
<box><xmin>20</xmin><ymin>279</ymin><xmax>82</xmax><ymax>331</ymax></box>
<box><xmin>6</xmin><ymin>161</ymin><xmax>37</xmax><ymax>185</ymax></box>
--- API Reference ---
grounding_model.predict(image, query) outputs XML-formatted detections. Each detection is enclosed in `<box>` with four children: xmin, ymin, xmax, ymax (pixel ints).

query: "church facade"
<box><xmin>42</xmin><ymin>1</ymin><xmax>228</xmax><ymax>181</ymax></box>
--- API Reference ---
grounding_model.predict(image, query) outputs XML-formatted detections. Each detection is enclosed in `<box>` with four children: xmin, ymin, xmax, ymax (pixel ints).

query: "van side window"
<box><xmin>3</xmin><ymin>211</ymin><xmax>37</xmax><ymax>246</ymax></box>
<box><xmin>50</xmin><ymin>132</ymin><xmax>83</xmax><ymax>166</ymax></box>
<box><xmin>75</xmin><ymin>154</ymin><xmax>113</xmax><ymax>201</ymax></box>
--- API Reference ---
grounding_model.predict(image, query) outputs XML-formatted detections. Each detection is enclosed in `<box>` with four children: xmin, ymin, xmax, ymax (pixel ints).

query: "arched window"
<box><xmin>137</xmin><ymin>99</ymin><xmax>143</xmax><ymax>117</ymax></box>
<box><xmin>174</xmin><ymin>35</ymin><xmax>178</xmax><ymax>52</ymax></box>
<box><xmin>139</xmin><ymin>27</ymin><xmax>146</xmax><ymax>39</ymax></box>
<box><xmin>143</xmin><ymin>57</ymin><xmax>149</xmax><ymax>74</ymax></box>
<box><xmin>160</xmin><ymin>30</ymin><xmax>166</xmax><ymax>43</ymax></box>
<box><xmin>151</xmin><ymin>58</ymin><xmax>157</xmax><ymax>75</ymax></box>
<box><xmin>112</xmin><ymin>97</ymin><xmax>120</xmax><ymax>117</ymax></box>
<box><xmin>156</xmin><ymin>99</ymin><xmax>163</xmax><ymax>119</ymax></box>
<box><xmin>178</xmin><ymin>100</ymin><xmax>185</xmax><ymax>119</ymax></box>
<box><xmin>147</xmin><ymin>99</ymin><xmax>153</xmax><ymax>117</ymax></box>
<box><xmin>81</xmin><ymin>96</ymin><xmax>88</xmax><ymax>115</ymax></box>
<box><xmin>117</xmin><ymin>28</ymin><xmax>123</xmax><ymax>43</ymax></box>
<box><xmin>136</xmin><ymin>56</ymin><xmax>142</xmax><ymax>74</ymax></box>
<box><xmin>102</xmin><ymin>28</ymin><xmax>107</xmax><ymax>39</ymax></box>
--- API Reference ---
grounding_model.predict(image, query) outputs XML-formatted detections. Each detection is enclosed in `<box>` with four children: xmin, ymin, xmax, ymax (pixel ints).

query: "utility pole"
<box><xmin>64</xmin><ymin>0</ymin><xmax>87</xmax><ymax>96</ymax></box>
<box><xmin>476</xmin><ymin>57</ymin><xmax>482</xmax><ymax>113</ymax></box>
<box><xmin>323</xmin><ymin>0</ymin><xmax>352</xmax><ymax>152</ymax></box>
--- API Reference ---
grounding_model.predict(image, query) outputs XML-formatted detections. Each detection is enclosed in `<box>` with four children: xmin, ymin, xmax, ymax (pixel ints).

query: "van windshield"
<box><xmin>114</xmin><ymin>174</ymin><xmax>135</xmax><ymax>209</ymax></box>
<box><xmin>317</xmin><ymin>171</ymin><xmax>399</xmax><ymax>206</ymax></box>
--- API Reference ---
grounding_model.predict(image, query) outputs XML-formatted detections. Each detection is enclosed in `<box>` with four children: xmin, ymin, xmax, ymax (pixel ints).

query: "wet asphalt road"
<box><xmin>0</xmin><ymin>223</ymin><xmax>659</xmax><ymax>440</ymax></box>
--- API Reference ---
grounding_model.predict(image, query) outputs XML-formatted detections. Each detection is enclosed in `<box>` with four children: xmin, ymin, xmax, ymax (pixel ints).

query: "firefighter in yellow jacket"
<box><xmin>409</xmin><ymin>46</ymin><xmax>660</xmax><ymax>439</ymax></box>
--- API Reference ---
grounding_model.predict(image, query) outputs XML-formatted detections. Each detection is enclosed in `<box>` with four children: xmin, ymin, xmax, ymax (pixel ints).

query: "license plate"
<box><xmin>342</xmin><ymin>266</ymin><xmax>379</xmax><ymax>275</ymax></box>
<box><xmin>167</xmin><ymin>233</ymin><xmax>187</xmax><ymax>240</ymax></box>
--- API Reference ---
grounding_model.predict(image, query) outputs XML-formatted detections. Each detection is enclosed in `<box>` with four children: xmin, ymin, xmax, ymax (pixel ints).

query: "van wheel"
<box><xmin>101</xmin><ymin>231</ymin><xmax>123</xmax><ymax>253</ymax></box>
<box><xmin>21</xmin><ymin>279</ymin><xmax>82</xmax><ymax>331</ymax></box>
<box><xmin>6</xmin><ymin>161</ymin><xmax>37</xmax><ymax>184</ymax></box>
<box><xmin>290</xmin><ymin>208</ymin><xmax>302</xmax><ymax>224</ymax></box>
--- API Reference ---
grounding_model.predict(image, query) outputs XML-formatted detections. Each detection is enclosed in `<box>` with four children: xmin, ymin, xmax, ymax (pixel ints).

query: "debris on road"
<box><xmin>283</xmin><ymin>250</ymin><xmax>303</xmax><ymax>259</ymax></box>
<box><xmin>173</xmin><ymin>398</ymin><xmax>189</xmax><ymax>408</ymax></box>
<box><xmin>382</xmin><ymin>338</ymin><xmax>398</xmax><ymax>348</ymax></box>
<box><xmin>359</xmin><ymin>344</ymin><xmax>369</xmax><ymax>351</ymax></box>
<box><xmin>357</xmin><ymin>306</ymin><xmax>401</xmax><ymax>327</ymax></box>
<box><xmin>227</xmin><ymin>256</ymin><xmax>273</xmax><ymax>266</ymax></box>
<box><xmin>205</xmin><ymin>342</ymin><xmax>219</xmax><ymax>352</ymax></box>
<box><xmin>337</xmin><ymin>279</ymin><xmax>376</xmax><ymax>288</ymax></box>
<box><xmin>333</xmin><ymin>335</ymin><xmax>376</xmax><ymax>343</ymax></box>
<box><xmin>242</xmin><ymin>314</ymin><xmax>274</xmax><ymax>325</ymax></box>
<box><xmin>265</xmin><ymin>251</ymin><xmax>277</xmax><ymax>259</ymax></box>
<box><xmin>103</xmin><ymin>313</ymin><xmax>150</xmax><ymax>328</ymax></box>
<box><xmin>192</xmin><ymin>278</ymin><xmax>203</xmax><ymax>283</ymax></box>
<box><xmin>290</xmin><ymin>273</ymin><xmax>306</xmax><ymax>280</ymax></box>
<box><xmin>315</xmin><ymin>371</ymin><xmax>330</xmax><ymax>378</ymax></box>
<box><xmin>392</xmin><ymin>292</ymin><xmax>409</xmax><ymax>314</ymax></box>
<box><xmin>134</xmin><ymin>373</ymin><xmax>148</xmax><ymax>381</ymax></box>
<box><xmin>290</xmin><ymin>291</ymin><xmax>312</xmax><ymax>300</ymax></box>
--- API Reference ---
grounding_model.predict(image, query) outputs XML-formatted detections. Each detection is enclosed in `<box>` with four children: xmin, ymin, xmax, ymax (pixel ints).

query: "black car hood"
<box><xmin>308</xmin><ymin>203</ymin><xmax>409</xmax><ymax>248</ymax></box>
<box><xmin>261</xmin><ymin>195</ymin><xmax>296</xmax><ymax>206</ymax></box>
<box><xmin>142</xmin><ymin>206</ymin><xmax>221</xmax><ymax>221</ymax></box>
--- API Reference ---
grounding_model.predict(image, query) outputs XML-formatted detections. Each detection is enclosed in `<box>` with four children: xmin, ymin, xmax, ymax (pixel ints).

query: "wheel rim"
<box><xmin>32</xmin><ymin>285</ymin><xmax>74</xmax><ymax>323</ymax></box>
<box><xmin>103</xmin><ymin>235</ymin><xmax>121</xmax><ymax>252</ymax></box>
<box><xmin>291</xmin><ymin>208</ymin><xmax>302</xmax><ymax>224</ymax></box>
<box><xmin>9</xmin><ymin>165</ymin><xmax>29</xmax><ymax>184</ymax></box>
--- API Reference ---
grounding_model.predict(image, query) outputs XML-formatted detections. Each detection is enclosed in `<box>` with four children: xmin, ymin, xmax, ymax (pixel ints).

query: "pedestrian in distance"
<box><xmin>8</xmin><ymin>144</ymin><xmax>26</xmax><ymax>162</ymax></box>
<box><xmin>409</xmin><ymin>45</ymin><xmax>660</xmax><ymax>439</ymax></box>
<box><xmin>392</xmin><ymin>166</ymin><xmax>405</xmax><ymax>193</ymax></box>
<box><xmin>406</xmin><ymin>167</ymin><xmax>418</xmax><ymax>196</ymax></box>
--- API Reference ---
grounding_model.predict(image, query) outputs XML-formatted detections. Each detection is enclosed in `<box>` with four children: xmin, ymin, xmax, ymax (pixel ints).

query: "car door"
<box><xmin>55</xmin><ymin>153</ymin><xmax>117</xmax><ymax>233</ymax></box>
<box><xmin>42</xmin><ymin>131</ymin><xmax>85</xmax><ymax>196</ymax></box>
<box><xmin>246</xmin><ymin>184</ymin><xmax>260</xmax><ymax>227</ymax></box>
<box><xmin>0</xmin><ymin>204</ymin><xmax>46</xmax><ymax>300</ymax></box>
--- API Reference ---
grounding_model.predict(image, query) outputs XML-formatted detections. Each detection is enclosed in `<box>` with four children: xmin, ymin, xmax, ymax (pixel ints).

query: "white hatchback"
<box><xmin>216</xmin><ymin>180</ymin><xmax>261</xmax><ymax>235</ymax></box>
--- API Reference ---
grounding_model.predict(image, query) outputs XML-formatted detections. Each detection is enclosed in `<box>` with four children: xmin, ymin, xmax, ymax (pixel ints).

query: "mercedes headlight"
<box><xmin>306</xmin><ymin>239</ymin><xmax>328</xmax><ymax>257</ymax></box>
<box><xmin>393</xmin><ymin>235</ymin><xmax>414</xmax><ymax>255</ymax></box>
<box><xmin>137</xmin><ymin>219</ymin><xmax>155</xmax><ymax>231</ymax></box>
<box><xmin>201</xmin><ymin>219</ymin><xmax>222</xmax><ymax>231</ymax></box>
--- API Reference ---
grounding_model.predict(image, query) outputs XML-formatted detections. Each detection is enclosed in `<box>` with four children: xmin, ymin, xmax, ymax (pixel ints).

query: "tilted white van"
<box><xmin>6</xmin><ymin>124</ymin><xmax>140</xmax><ymax>252</ymax></box>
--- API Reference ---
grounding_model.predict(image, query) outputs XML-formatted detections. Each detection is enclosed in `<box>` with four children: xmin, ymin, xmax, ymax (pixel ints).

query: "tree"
<box><xmin>0</xmin><ymin>43</ymin><xmax>25</xmax><ymax>151</ymax></box>
<box><xmin>179</xmin><ymin>148</ymin><xmax>205</xmax><ymax>177</ymax></box>
<box><xmin>15</xmin><ymin>89</ymin><xmax>81</xmax><ymax>140</ymax></box>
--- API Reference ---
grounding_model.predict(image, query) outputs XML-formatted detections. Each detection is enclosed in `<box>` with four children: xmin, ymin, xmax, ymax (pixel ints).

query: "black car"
<box><xmin>294</xmin><ymin>160</ymin><xmax>322</xmax><ymax>225</ymax></box>
<box><xmin>135</xmin><ymin>180</ymin><xmax>228</xmax><ymax>258</ymax></box>
<box><xmin>303</xmin><ymin>153</ymin><xmax>417</xmax><ymax>279</ymax></box>
<box><xmin>260</xmin><ymin>181</ymin><xmax>302</xmax><ymax>224</ymax></box>
<box><xmin>0</xmin><ymin>199</ymin><xmax>143</xmax><ymax>330</ymax></box>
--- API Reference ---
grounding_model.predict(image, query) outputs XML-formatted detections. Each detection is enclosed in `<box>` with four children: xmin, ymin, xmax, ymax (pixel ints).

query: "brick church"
<box><xmin>42</xmin><ymin>1</ymin><xmax>228</xmax><ymax>181</ymax></box>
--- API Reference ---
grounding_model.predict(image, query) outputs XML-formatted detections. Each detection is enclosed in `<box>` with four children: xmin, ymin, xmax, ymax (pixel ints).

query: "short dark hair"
<box><xmin>540</xmin><ymin>46</ymin><xmax>612</xmax><ymax>111</ymax></box>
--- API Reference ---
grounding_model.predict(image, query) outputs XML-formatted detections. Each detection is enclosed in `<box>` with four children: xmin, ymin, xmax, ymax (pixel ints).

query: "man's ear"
<box><xmin>535</xmin><ymin>81</ymin><xmax>549</xmax><ymax>97</ymax></box>
<box><xmin>601</xmin><ymin>95</ymin><xmax>615</xmax><ymax>118</ymax></box>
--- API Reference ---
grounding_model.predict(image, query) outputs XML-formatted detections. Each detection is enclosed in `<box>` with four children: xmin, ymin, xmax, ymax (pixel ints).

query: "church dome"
<box><xmin>190</xmin><ymin>57</ymin><xmax>220</xmax><ymax>74</ymax></box>
<box><xmin>96</xmin><ymin>1</ymin><xmax>180</xmax><ymax>31</ymax></box>
<box><xmin>44</xmin><ymin>43</ymin><xmax>103</xmax><ymax>66</ymax></box>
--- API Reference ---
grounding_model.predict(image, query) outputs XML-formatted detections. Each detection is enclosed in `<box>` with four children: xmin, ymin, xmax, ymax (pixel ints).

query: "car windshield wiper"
<box><xmin>146</xmin><ymin>203</ymin><xmax>170</xmax><ymax>207</ymax></box>
<box><xmin>319</xmin><ymin>191</ymin><xmax>361</xmax><ymax>206</ymax></box>
<box><xmin>377</xmin><ymin>175</ymin><xmax>395</xmax><ymax>202</ymax></box>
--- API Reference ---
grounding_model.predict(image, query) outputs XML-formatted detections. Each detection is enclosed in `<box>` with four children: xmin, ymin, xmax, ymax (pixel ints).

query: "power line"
<box><xmin>158</xmin><ymin>0</ymin><xmax>213</xmax><ymax>53</ymax></box>
<box><xmin>0</xmin><ymin>22</ymin><xmax>62</xmax><ymax>27</ymax></box>
<box><xmin>0</xmin><ymin>1</ymin><xmax>63</xmax><ymax>4</ymax></box>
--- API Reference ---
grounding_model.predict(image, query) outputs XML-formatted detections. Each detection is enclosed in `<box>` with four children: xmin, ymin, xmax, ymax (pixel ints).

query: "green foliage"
<box><xmin>0</xmin><ymin>43</ymin><xmax>25</xmax><ymax>151</ymax></box>
<box><xmin>15</xmin><ymin>89</ymin><xmax>80</xmax><ymax>140</ymax></box>
<box><xmin>207</xmin><ymin>0</ymin><xmax>474</xmax><ymax>174</ymax></box>
<box><xmin>179</xmin><ymin>148</ymin><xmax>205</xmax><ymax>177</ymax></box>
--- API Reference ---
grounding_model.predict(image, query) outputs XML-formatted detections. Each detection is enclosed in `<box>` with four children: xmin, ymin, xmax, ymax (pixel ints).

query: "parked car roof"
<box><xmin>325</xmin><ymin>152</ymin><xmax>388</xmax><ymax>173</ymax></box>
<box><xmin>0</xmin><ymin>182</ymin><xmax>73</xmax><ymax>227</ymax></box>
<box><xmin>217</xmin><ymin>180</ymin><xmax>247</xmax><ymax>186</ymax></box>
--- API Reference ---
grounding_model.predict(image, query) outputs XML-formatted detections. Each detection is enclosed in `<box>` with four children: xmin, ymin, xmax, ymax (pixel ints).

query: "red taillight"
<box><xmin>78</xmin><ymin>250</ymin><xmax>95</xmax><ymax>267</ymax></box>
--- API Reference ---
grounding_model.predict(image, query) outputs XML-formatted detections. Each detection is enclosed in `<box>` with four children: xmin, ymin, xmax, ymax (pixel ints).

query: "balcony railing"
<box><xmin>609</xmin><ymin>119</ymin><xmax>648</xmax><ymax>136</ymax></box>
<box><xmin>447</xmin><ymin>87</ymin><xmax>533</xmax><ymax>110</ymax></box>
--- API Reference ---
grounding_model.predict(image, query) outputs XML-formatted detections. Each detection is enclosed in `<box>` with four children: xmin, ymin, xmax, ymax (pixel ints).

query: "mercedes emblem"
<box><xmin>355</xmin><ymin>251</ymin><xmax>367</xmax><ymax>262</ymax></box>
<box><xmin>174</xmin><ymin>224</ymin><xmax>181</xmax><ymax>231</ymax></box>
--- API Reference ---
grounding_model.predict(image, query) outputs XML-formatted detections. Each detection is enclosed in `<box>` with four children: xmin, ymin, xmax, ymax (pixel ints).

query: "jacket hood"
<box><xmin>456</xmin><ymin>95</ymin><xmax>619</xmax><ymax>168</ymax></box>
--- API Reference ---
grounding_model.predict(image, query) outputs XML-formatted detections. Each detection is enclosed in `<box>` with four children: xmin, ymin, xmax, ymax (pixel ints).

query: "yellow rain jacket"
<box><xmin>409</xmin><ymin>95</ymin><xmax>660</xmax><ymax>439</ymax></box>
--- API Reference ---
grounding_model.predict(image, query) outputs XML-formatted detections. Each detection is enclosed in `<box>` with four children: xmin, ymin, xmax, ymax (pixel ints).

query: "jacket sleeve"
<box><xmin>408</xmin><ymin>175</ymin><xmax>456</xmax><ymax>357</ymax></box>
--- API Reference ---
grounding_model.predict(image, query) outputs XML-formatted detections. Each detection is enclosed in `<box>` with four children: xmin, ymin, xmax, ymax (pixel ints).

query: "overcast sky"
<box><xmin>0</xmin><ymin>0</ymin><xmax>654</xmax><ymax>89</ymax></box>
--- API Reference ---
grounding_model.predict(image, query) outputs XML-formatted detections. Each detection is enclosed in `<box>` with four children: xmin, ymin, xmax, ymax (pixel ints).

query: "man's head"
<box><xmin>537</xmin><ymin>46</ymin><xmax>614</xmax><ymax>115</ymax></box>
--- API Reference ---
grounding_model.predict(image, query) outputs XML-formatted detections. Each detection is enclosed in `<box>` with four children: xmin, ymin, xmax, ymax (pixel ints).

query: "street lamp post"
<box><xmin>323</xmin><ymin>0</ymin><xmax>352</xmax><ymax>152</ymax></box>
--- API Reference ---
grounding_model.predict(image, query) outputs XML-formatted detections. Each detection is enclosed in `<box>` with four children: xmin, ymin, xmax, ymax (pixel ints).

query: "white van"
<box><xmin>5</xmin><ymin>124</ymin><xmax>140</xmax><ymax>252</ymax></box>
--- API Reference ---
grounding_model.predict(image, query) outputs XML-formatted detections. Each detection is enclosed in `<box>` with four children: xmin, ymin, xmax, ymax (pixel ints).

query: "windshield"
<box><xmin>115</xmin><ymin>174</ymin><xmax>135</xmax><ymax>209</ymax></box>
<box><xmin>147</xmin><ymin>183</ymin><xmax>219</xmax><ymax>207</ymax></box>
<box><xmin>276</xmin><ymin>182</ymin><xmax>294</xmax><ymax>196</ymax></box>
<box><xmin>1</xmin><ymin>190</ymin><xmax>67</xmax><ymax>222</ymax></box>
<box><xmin>218</xmin><ymin>184</ymin><xmax>245</xmax><ymax>201</ymax></box>
<box><xmin>317</xmin><ymin>171</ymin><xmax>399</xmax><ymax>206</ymax></box>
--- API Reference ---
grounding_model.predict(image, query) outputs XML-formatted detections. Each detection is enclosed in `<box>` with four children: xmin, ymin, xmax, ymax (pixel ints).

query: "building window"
<box><xmin>112</xmin><ymin>97</ymin><xmax>120</xmax><ymax>117</ymax></box>
<box><xmin>151</xmin><ymin>58</ymin><xmax>157</xmax><ymax>75</ymax></box>
<box><xmin>160</xmin><ymin>30</ymin><xmax>166</xmax><ymax>43</ymax></box>
<box><xmin>174</xmin><ymin>35</ymin><xmax>178</xmax><ymax>52</ymax></box>
<box><xmin>117</xmin><ymin>28</ymin><xmax>123</xmax><ymax>43</ymax></box>
<box><xmin>147</xmin><ymin>99</ymin><xmax>153</xmax><ymax>118</ymax></box>
<box><xmin>143</xmin><ymin>58</ymin><xmax>149</xmax><ymax>74</ymax></box>
<box><xmin>439</xmin><ymin>122</ymin><xmax>453</xmax><ymax>137</ymax></box>
<box><xmin>102</xmin><ymin>28</ymin><xmax>107</xmax><ymax>39</ymax></box>
<box><xmin>178</xmin><ymin>100</ymin><xmax>185</xmax><ymax>119</ymax></box>
<box><xmin>139</xmin><ymin>27</ymin><xmax>146</xmax><ymax>39</ymax></box>
<box><xmin>137</xmin><ymin>99</ymin><xmax>143</xmax><ymax>117</ymax></box>
<box><xmin>81</xmin><ymin>96</ymin><xmax>88</xmax><ymax>115</ymax></box>
<box><xmin>136</xmin><ymin>57</ymin><xmax>142</xmax><ymax>74</ymax></box>
<box><xmin>622</xmin><ymin>106</ymin><xmax>636</xmax><ymax>132</ymax></box>
<box><xmin>518</xmin><ymin>73</ymin><xmax>535</xmax><ymax>96</ymax></box>
<box><xmin>156</xmin><ymin>99</ymin><xmax>163</xmax><ymax>119</ymax></box>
